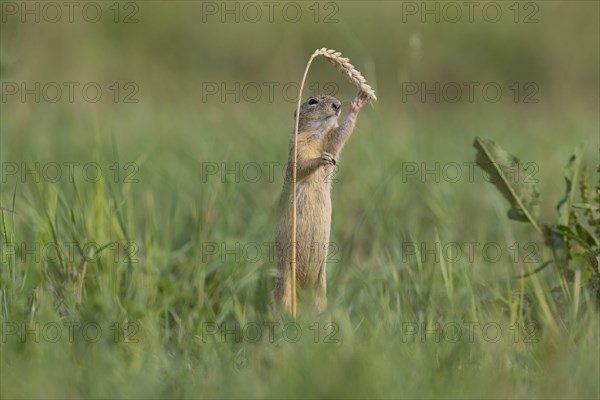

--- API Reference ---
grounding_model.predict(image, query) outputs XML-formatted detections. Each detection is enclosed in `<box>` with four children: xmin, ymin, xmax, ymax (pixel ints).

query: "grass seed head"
<box><xmin>313</xmin><ymin>48</ymin><xmax>377</xmax><ymax>101</ymax></box>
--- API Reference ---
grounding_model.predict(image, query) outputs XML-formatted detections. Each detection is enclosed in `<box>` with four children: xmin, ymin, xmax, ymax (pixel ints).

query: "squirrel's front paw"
<box><xmin>350</xmin><ymin>91</ymin><xmax>369</xmax><ymax>113</ymax></box>
<box><xmin>319</xmin><ymin>152</ymin><xmax>337</xmax><ymax>166</ymax></box>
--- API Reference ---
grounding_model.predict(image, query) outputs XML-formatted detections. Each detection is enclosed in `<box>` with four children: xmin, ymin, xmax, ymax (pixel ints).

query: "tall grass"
<box><xmin>1</xmin><ymin>106</ymin><xmax>598</xmax><ymax>397</ymax></box>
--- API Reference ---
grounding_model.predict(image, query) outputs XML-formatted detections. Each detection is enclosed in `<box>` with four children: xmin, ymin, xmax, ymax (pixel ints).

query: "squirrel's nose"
<box><xmin>332</xmin><ymin>101</ymin><xmax>341</xmax><ymax>111</ymax></box>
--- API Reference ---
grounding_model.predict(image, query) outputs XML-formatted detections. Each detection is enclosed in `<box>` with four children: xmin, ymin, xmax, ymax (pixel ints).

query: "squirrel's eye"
<box><xmin>308</xmin><ymin>98</ymin><xmax>319</xmax><ymax>105</ymax></box>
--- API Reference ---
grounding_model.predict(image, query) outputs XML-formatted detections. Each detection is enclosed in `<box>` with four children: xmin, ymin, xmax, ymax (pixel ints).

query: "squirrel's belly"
<box><xmin>294</xmin><ymin>180</ymin><xmax>332</xmax><ymax>285</ymax></box>
<box><xmin>296</xmin><ymin>180</ymin><xmax>331</xmax><ymax>216</ymax></box>
<box><xmin>276</xmin><ymin>175</ymin><xmax>333</xmax><ymax>286</ymax></box>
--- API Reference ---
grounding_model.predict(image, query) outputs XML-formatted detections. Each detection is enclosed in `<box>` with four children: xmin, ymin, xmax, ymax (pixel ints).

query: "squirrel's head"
<box><xmin>294</xmin><ymin>94</ymin><xmax>341</xmax><ymax>135</ymax></box>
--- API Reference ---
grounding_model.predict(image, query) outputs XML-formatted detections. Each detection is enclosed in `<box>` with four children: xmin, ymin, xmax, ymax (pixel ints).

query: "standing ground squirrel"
<box><xmin>274</xmin><ymin>91</ymin><xmax>369</xmax><ymax>314</ymax></box>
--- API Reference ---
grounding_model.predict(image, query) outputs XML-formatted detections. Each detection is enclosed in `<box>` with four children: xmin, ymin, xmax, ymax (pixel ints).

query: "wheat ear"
<box><xmin>313</xmin><ymin>48</ymin><xmax>377</xmax><ymax>101</ymax></box>
<box><xmin>290</xmin><ymin>48</ymin><xmax>376</xmax><ymax>319</ymax></box>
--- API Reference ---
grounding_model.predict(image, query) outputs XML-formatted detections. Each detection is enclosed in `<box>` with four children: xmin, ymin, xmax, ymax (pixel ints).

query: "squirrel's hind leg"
<box><xmin>313</xmin><ymin>261</ymin><xmax>328</xmax><ymax>314</ymax></box>
<box><xmin>274</xmin><ymin>272</ymin><xmax>292</xmax><ymax>316</ymax></box>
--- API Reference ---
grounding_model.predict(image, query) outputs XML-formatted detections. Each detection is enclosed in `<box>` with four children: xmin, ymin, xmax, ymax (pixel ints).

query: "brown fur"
<box><xmin>274</xmin><ymin>92</ymin><xmax>369</xmax><ymax>314</ymax></box>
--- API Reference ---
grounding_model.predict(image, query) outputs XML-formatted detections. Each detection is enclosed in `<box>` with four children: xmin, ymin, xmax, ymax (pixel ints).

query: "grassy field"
<box><xmin>1</xmin><ymin>1</ymin><xmax>599</xmax><ymax>398</ymax></box>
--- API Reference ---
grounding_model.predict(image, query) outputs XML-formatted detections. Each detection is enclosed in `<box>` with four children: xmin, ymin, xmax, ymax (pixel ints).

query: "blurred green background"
<box><xmin>1</xmin><ymin>1</ymin><xmax>599</xmax><ymax>398</ymax></box>
<box><xmin>2</xmin><ymin>1</ymin><xmax>598</xmax><ymax>219</ymax></box>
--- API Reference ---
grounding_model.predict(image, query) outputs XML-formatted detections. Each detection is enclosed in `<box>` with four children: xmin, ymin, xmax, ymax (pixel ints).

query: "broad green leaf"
<box><xmin>473</xmin><ymin>137</ymin><xmax>542</xmax><ymax>234</ymax></box>
<box><xmin>556</xmin><ymin>224</ymin><xmax>591</xmax><ymax>250</ymax></box>
<box><xmin>575</xmin><ymin>222</ymin><xmax>599</xmax><ymax>248</ymax></box>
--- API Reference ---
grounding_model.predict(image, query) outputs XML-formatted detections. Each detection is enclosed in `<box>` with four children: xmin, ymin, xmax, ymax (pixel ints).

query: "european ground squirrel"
<box><xmin>274</xmin><ymin>91</ymin><xmax>369</xmax><ymax>314</ymax></box>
